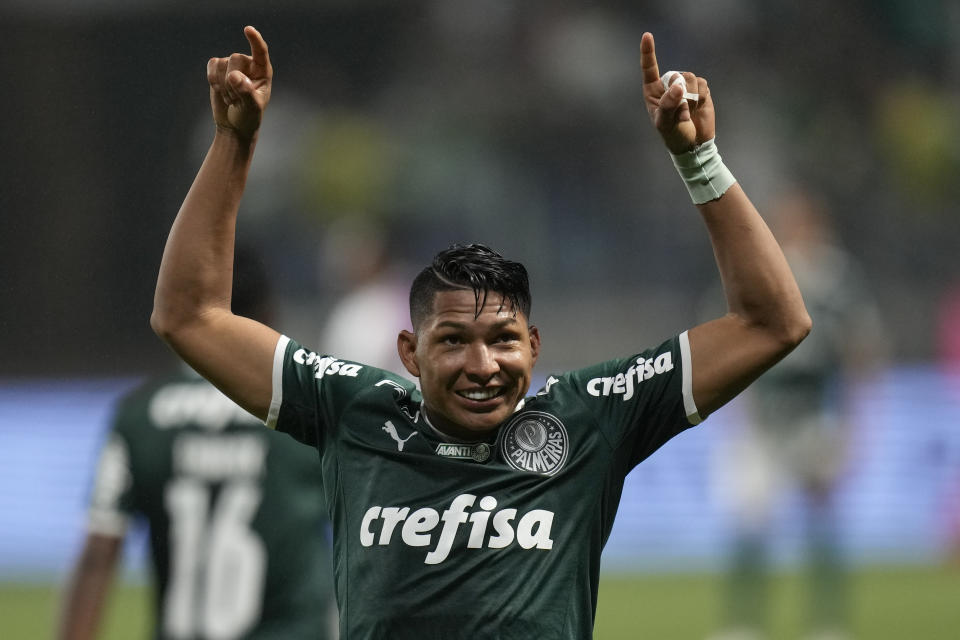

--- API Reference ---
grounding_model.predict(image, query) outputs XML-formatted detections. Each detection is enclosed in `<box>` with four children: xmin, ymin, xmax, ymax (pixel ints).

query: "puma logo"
<box><xmin>383</xmin><ymin>420</ymin><xmax>419</xmax><ymax>452</ymax></box>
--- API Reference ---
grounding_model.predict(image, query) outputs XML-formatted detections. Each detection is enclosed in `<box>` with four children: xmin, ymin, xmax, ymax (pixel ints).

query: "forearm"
<box><xmin>57</xmin><ymin>535</ymin><xmax>122</xmax><ymax>640</ymax></box>
<box><xmin>698</xmin><ymin>183</ymin><xmax>810</xmax><ymax>343</ymax></box>
<box><xmin>152</xmin><ymin>130</ymin><xmax>256</xmax><ymax>339</ymax></box>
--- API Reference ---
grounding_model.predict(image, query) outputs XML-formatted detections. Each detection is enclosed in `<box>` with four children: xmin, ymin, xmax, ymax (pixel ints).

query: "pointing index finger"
<box><xmin>244</xmin><ymin>25</ymin><xmax>270</xmax><ymax>68</ymax></box>
<box><xmin>641</xmin><ymin>32</ymin><xmax>661</xmax><ymax>85</ymax></box>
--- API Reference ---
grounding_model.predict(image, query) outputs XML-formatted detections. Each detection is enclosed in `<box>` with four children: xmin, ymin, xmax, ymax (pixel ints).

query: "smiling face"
<box><xmin>398</xmin><ymin>288</ymin><xmax>540</xmax><ymax>441</ymax></box>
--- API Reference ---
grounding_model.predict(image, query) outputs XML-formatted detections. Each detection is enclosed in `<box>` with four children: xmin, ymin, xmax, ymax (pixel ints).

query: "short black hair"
<box><xmin>409</xmin><ymin>244</ymin><xmax>531</xmax><ymax>329</ymax></box>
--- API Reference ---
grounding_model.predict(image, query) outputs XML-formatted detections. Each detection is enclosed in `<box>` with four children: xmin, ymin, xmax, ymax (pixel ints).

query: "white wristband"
<box><xmin>661</xmin><ymin>70</ymin><xmax>699</xmax><ymax>102</ymax></box>
<box><xmin>670</xmin><ymin>139</ymin><xmax>736</xmax><ymax>204</ymax></box>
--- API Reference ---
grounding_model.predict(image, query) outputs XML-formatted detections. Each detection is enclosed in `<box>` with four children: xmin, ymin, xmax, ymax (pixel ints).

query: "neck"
<box><xmin>422</xmin><ymin>406</ymin><xmax>496</xmax><ymax>443</ymax></box>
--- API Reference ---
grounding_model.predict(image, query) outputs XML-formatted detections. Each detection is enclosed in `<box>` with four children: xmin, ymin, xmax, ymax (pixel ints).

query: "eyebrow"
<box><xmin>434</xmin><ymin>317</ymin><xmax>520</xmax><ymax>331</ymax></box>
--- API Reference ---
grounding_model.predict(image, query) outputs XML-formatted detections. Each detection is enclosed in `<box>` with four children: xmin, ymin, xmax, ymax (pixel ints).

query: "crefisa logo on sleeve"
<box><xmin>499</xmin><ymin>411</ymin><xmax>568</xmax><ymax>476</ymax></box>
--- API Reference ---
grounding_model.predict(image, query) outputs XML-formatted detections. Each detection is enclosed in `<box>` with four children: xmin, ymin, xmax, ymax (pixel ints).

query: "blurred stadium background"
<box><xmin>2</xmin><ymin>1</ymin><xmax>959</xmax><ymax>638</ymax></box>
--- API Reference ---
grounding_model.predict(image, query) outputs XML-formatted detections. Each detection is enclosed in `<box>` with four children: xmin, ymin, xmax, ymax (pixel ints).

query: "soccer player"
<box><xmin>150</xmin><ymin>27</ymin><xmax>810</xmax><ymax>638</ymax></box>
<box><xmin>58</xmin><ymin>248</ymin><xmax>337</xmax><ymax>640</ymax></box>
<box><xmin>709</xmin><ymin>188</ymin><xmax>885</xmax><ymax>640</ymax></box>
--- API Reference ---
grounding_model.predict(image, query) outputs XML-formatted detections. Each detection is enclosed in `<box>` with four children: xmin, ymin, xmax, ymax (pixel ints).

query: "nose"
<box><xmin>463</xmin><ymin>342</ymin><xmax>499</xmax><ymax>381</ymax></box>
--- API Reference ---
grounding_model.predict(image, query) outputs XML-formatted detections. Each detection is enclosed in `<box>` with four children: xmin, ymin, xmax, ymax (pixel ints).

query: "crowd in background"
<box><xmin>2</xmin><ymin>4</ymin><xmax>959</xmax><ymax>637</ymax></box>
<box><xmin>2</xmin><ymin>0</ymin><xmax>958</xmax><ymax>377</ymax></box>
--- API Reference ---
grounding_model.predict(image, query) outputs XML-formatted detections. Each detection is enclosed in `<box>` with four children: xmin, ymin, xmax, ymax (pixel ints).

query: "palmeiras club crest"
<box><xmin>499</xmin><ymin>411</ymin><xmax>569</xmax><ymax>476</ymax></box>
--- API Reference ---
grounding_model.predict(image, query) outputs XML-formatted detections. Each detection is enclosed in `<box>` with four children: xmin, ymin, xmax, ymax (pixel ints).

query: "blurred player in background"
<box><xmin>709</xmin><ymin>187</ymin><xmax>885</xmax><ymax>640</ymax></box>
<box><xmin>149</xmin><ymin>27</ymin><xmax>810</xmax><ymax>638</ymax></box>
<box><xmin>317</xmin><ymin>218</ymin><xmax>413</xmax><ymax>379</ymax></box>
<box><xmin>58</xmin><ymin>247</ymin><xmax>337</xmax><ymax>640</ymax></box>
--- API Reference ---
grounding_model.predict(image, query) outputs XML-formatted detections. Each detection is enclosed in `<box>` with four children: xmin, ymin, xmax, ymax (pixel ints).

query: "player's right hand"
<box><xmin>207</xmin><ymin>26</ymin><xmax>272</xmax><ymax>141</ymax></box>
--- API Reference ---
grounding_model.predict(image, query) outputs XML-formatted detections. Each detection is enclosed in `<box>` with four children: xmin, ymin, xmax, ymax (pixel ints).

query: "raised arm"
<box><xmin>640</xmin><ymin>32</ymin><xmax>811</xmax><ymax>418</ymax></box>
<box><xmin>151</xmin><ymin>26</ymin><xmax>279</xmax><ymax>420</ymax></box>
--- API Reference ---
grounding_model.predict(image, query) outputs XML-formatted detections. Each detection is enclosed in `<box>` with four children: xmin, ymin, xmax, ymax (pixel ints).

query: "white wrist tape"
<box><xmin>670</xmin><ymin>138</ymin><xmax>736</xmax><ymax>204</ymax></box>
<box><xmin>661</xmin><ymin>70</ymin><xmax>699</xmax><ymax>102</ymax></box>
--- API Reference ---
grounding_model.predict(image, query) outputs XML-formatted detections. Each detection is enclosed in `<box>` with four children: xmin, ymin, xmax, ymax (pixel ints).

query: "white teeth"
<box><xmin>460</xmin><ymin>388</ymin><xmax>499</xmax><ymax>401</ymax></box>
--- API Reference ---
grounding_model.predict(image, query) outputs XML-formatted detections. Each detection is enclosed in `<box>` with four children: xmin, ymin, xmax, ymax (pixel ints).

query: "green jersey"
<box><xmin>88</xmin><ymin>369</ymin><xmax>336</xmax><ymax>640</ymax></box>
<box><xmin>268</xmin><ymin>332</ymin><xmax>701</xmax><ymax>639</ymax></box>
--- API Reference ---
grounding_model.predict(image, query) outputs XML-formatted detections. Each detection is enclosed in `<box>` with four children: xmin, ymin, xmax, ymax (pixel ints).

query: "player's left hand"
<box><xmin>641</xmin><ymin>32</ymin><xmax>715</xmax><ymax>154</ymax></box>
<box><xmin>207</xmin><ymin>26</ymin><xmax>273</xmax><ymax>141</ymax></box>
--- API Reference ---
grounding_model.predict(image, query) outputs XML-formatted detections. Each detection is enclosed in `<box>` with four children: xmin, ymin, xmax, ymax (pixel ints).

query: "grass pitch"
<box><xmin>4</xmin><ymin>563</ymin><xmax>957</xmax><ymax>639</ymax></box>
<box><xmin>594</xmin><ymin>563</ymin><xmax>960</xmax><ymax>639</ymax></box>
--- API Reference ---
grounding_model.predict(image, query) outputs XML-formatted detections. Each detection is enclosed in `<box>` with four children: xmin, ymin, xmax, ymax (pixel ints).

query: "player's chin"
<box><xmin>456</xmin><ymin>405</ymin><xmax>513</xmax><ymax>434</ymax></box>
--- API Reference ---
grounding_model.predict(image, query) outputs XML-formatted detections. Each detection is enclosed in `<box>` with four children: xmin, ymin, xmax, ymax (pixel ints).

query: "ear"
<box><xmin>397</xmin><ymin>330</ymin><xmax>421</xmax><ymax>378</ymax></box>
<box><xmin>528</xmin><ymin>325</ymin><xmax>541</xmax><ymax>364</ymax></box>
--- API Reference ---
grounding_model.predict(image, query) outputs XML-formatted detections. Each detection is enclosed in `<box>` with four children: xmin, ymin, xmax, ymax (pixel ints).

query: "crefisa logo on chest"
<box><xmin>499</xmin><ymin>411</ymin><xmax>568</xmax><ymax>476</ymax></box>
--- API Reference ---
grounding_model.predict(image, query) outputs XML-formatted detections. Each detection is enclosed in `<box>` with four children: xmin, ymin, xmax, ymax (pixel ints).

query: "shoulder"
<box><xmin>281</xmin><ymin>336</ymin><xmax>414</xmax><ymax>392</ymax></box>
<box><xmin>115</xmin><ymin>370</ymin><xmax>261</xmax><ymax>434</ymax></box>
<box><xmin>536</xmin><ymin>336</ymin><xmax>684</xmax><ymax>400</ymax></box>
<box><xmin>111</xmin><ymin>372</ymin><xmax>183</xmax><ymax>425</ymax></box>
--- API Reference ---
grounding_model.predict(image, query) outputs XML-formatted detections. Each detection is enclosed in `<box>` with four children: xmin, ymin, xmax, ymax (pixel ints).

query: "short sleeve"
<box><xmin>266</xmin><ymin>336</ymin><xmax>400</xmax><ymax>452</ymax></box>
<box><xmin>86</xmin><ymin>432</ymin><xmax>134</xmax><ymax>537</ymax></box>
<box><xmin>562</xmin><ymin>331</ymin><xmax>701</xmax><ymax>468</ymax></box>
